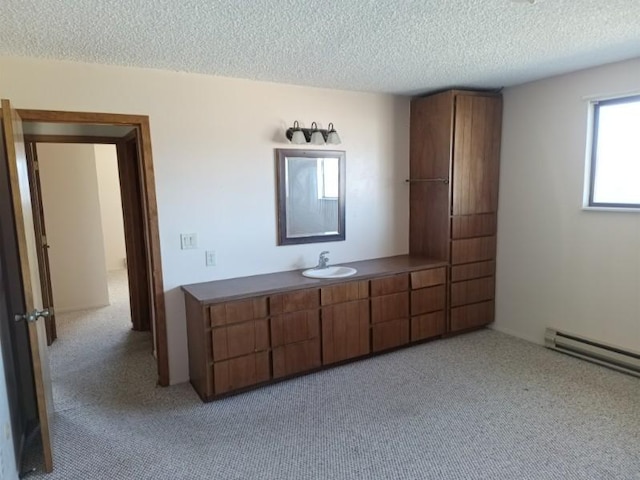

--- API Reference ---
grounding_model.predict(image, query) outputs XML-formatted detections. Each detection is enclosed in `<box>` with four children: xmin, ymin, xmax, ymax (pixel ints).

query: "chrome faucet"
<box><xmin>316</xmin><ymin>251</ymin><xmax>330</xmax><ymax>269</ymax></box>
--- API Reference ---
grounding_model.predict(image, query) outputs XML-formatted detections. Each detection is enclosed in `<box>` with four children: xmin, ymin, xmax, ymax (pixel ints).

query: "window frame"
<box><xmin>588</xmin><ymin>94</ymin><xmax>640</xmax><ymax>209</ymax></box>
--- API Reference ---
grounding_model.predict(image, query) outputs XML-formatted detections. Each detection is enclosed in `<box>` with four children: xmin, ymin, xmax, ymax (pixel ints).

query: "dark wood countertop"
<box><xmin>181</xmin><ymin>255</ymin><xmax>447</xmax><ymax>304</ymax></box>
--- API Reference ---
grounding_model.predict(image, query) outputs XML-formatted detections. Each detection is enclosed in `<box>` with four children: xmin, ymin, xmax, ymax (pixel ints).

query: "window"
<box><xmin>588</xmin><ymin>95</ymin><xmax>640</xmax><ymax>208</ymax></box>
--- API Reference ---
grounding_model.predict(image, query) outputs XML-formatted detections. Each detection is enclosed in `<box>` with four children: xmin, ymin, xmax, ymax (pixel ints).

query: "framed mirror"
<box><xmin>276</xmin><ymin>149</ymin><xmax>346</xmax><ymax>245</ymax></box>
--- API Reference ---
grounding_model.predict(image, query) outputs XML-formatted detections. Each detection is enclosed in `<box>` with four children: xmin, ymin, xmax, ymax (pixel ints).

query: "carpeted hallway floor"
<box><xmin>25</xmin><ymin>271</ymin><xmax>640</xmax><ymax>479</ymax></box>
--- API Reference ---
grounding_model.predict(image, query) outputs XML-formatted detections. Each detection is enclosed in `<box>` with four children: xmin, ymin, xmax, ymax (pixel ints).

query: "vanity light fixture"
<box><xmin>286</xmin><ymin>121</ymin><xmax>341</xmax><ymax>145</ymax></box>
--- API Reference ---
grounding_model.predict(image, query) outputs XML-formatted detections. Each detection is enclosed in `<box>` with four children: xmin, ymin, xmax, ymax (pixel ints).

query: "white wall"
<box><xmin>95</xmin><ymin>144</ymin><xmax>127</xmax><ymax>271</ymax></box>
<box><xmin>496</xmin><ymin>58</ymin><xmax>640</xmax><ymax>353</ymax></box>
<box><xmin>38</xmin><ymin>143</ymin><xmax>110</xmax><ymax>312</ymax></box>
<box><xmin>0</xmin><ymin>56</ymin><xmax>410</xmax><ymax>383</ymax></box>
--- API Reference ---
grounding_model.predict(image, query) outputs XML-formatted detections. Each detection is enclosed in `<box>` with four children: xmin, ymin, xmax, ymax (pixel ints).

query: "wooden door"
<box><xmin>116</xmin><ymin>136</ymin><xmax>151</xmax><ymax>331</ymax></box>
<box><xmin>451</xmin><ymin>94</ymin><xmax>502</xmax><ymax>215</ymax></box>
<box><xmin>1</xmin><ymin>99</ymin><xmax>54</xmax><ymax>472</ymax></box>
<box><xmin>25</xmin><ymin>141</ymin><xmax>57</xmax><ymax>345</ymax></box>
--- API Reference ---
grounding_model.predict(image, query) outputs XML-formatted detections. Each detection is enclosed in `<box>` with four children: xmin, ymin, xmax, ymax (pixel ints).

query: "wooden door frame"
<box><xmin>17</xmin><ymin>108</ymin><xmax>169</xmax><ymax>387</ymax></box>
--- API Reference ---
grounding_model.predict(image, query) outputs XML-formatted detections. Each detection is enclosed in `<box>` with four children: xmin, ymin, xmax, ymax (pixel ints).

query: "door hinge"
<box><xmin>42</xmin><ymin>235</ymin><xmax>50</xmax><ymax>248</ymax></box>
<box><xmin>33</xmin><ymin>160</ymin><xmax>39</xmax><ymax>171</ymax></box>
<box><xmin>15</xmin><ymin>308</ymin><xmax>51</xmax><ymax>323</ymax></box>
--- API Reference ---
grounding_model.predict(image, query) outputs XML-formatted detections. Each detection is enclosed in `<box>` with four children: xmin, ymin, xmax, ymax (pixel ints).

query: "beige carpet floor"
<box><xmin>24</xmin><ymin>271</ymin><xmax>640</xmax><ymax>479</ymax></box>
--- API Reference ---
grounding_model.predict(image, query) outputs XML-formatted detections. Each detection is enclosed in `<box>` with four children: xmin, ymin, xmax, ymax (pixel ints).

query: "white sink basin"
<box><xmin>302</xmin><ymin>266</ymin><xmax>357</xmax><ymax>279</ymax></box>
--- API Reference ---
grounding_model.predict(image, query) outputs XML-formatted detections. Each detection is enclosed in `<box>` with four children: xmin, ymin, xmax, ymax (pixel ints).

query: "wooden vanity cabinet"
<box><xmin>183</xmin><ymin>256</ymin><xmax>449</xmax><ymax>401</ymax></box>
<box><xmin>410</xmin><ymin>90</ymin><xmax>502</xmax><ymax>333</ymax></box>
<box><xmin>320</xmin><ymin>281</ymin><xmax>369</xmax><ymax>365</ymax></box>
<box><xmin>370</xmin><ymin>274</ymin><xmax>410</xmax><ymax>352</ymax></box>
<box><xmin>270</xmin><ymin>289</ymin><xmax>321</xmax><ymax>378</ymax></box>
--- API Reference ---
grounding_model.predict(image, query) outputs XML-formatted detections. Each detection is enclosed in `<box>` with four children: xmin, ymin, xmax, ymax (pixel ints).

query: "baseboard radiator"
<box><xmin>545</xmin><ymin>328</ymin><xmax>640</xmax><ymax>378</ymax></box>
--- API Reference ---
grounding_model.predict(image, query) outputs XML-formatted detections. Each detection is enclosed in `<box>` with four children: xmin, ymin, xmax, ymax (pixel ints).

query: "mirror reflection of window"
<box><xmin>317</xmin><ymin>158</ymin><xmax>339</xmax><ymax>199</ymax></box>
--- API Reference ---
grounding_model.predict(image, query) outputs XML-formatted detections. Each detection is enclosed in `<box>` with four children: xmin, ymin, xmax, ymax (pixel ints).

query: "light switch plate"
<box><xmin>180</xmin><ymin>233</ymin><xmax>197</xmax><ymax>250</ymax></box>
<box><xmin>205</xmin><ymin>250</ymin><xmax>216</xmax><ymax>267</ymax></box>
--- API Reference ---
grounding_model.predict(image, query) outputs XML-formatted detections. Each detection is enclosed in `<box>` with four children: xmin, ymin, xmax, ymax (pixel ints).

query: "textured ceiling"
<box><xmin>2</xmin><ymin>0</ymin><xmax>640</xmax><ymax>95</ymax></box>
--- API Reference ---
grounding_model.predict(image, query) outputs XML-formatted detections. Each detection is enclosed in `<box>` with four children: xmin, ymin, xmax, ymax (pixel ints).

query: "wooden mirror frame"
<box><xmin>276</xmin><ymin>149</ymin><xmax>346</xmax><ymax>245</ymax></box>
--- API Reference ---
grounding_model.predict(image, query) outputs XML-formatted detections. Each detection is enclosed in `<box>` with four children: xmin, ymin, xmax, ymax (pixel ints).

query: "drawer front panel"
<box><xmin>213</xmin><ymin>351</ymin><xmax>270</xmax><ymax>395</ymax></box>
<box><xmin>270</xmin><ymin>289</ymin><xmax>319</xmax><ymax>314</ymax></box>
<box><xmin>371</xmin><ymin>292</ymin><xmax>409</xmax><ymax>324</ymax></box>
<box><xmin>451</xmin><ymin>261</ymin><xmax>495</xmax><ymax>282</ymax></box>
<box><xmin>411</xmin><ymin>311</ymin><xmax>446</xmax><ymax>342</ymax></box>
<box><xmin>411</xmin><ymin>285</ymin><xmax>446</xmax><ymax>316</ymax></box>
<box><xmin>371</xmin><ymin>318</ymin><xmax>410</xmax><ymax>352</ymax></box>
<box><xmin>370</xmin><ymin>274</ymin><xmax>409</xmax><ymax>297</ymax></box>
<box><xmin>209</xmin><ymin>297</ymin><xmax>268</xmax><ymax>327</ymax></box>
<box><xmin>321</xmin><ymin>281</ymin><xmax>369</xmax><ymax>306</ymax></box>
<box><xmin>271</xmin><ymin>310</ymin><xmax>319</xmax><ymax>347</ymax></box>
<box><xmin>212</xmin><ymin>318</ymin><xmax>269</xmax><ymax>362</ymax></box>
<box><xmin>451</xmin><ymin>213</ymin><xmax>497</xmax><ymax>239</ymax></box>
<box><xmin>410</xmin><ymin>267</ymin><xmax>446</xmax><ymax>289</ymax></box>
<box><xmin>451</xmin><ymin>277</ymin><xmax>495</xmax><ymax>307</ymax></box>
<box><xmin>322</xmin><ymin>300</ymin><xmax>370</xmax><ymax>365</ymax></box>
<box><xmin>450</xmin><ymin>301</ymin><xmax>494</xmax><ymax>332</ymax></box>
<box><xmin>451</xmin><ymin>237</ymin><xmax>496</xmax><ymax>265</ymax></box>
<box><xmin>272</xmin><ymin>338</ymin><xmax>321</xmax><ymax>378</ymax></box>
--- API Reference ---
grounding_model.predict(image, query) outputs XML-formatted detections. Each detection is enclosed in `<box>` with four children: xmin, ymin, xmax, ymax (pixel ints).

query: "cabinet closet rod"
<box><xmin>405</xmin><ymin>178</ymin><xmax>449</xmax><ymax>184</ymax></box>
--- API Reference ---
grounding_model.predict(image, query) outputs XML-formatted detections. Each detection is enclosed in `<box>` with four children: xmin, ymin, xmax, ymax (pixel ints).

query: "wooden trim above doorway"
<box><xmin>18</xmin><ymin>108</ymin><xmax>170</xmax><ymax>387</ymax></box>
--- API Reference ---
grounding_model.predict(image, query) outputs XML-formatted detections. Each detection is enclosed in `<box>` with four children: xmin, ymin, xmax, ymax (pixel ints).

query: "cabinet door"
<box><xmin>452</xmin><ymin>94</ymin><xmax>502</xmax><ymax>215</ymax></box>
<box><xmin>371</xmin><ymin>292</ymin><xmax>409</xmax><ymax>324</ymax></box>
<box><xmin>213</xmin><ymin>351</ymin><xmax>270</xmax><ymax>395</ymax></box>
<box><xmin>450</xmin><ymin>277</ymin><xmax>495</xmax><ymax>308</ymax></box>
<box><xmin>370</xmin><ymin>274</ymin><xmax>408</xmax><ymax>297</ymax></box>
<box><xmin>322</xmin><ymin>300</ymin><xmax>370</xmax><ymax>365</ymax></box>
<box><xmin>209</xmin><ymin>297</ymin><xmax>268</xmax><ymax>327</ymax></box>
<box><xmin>411</xmin><ymin>267</ymin><xmax>446</xmax><ymax>289</ymax></box>
<box><xmin>272</xmin><ymin>339</ymin><xmax>321</xmax><ymax>378</ymax></box>
<box><xmin>451</xmin><ymin>301</ymin><xmax>494</xmax><ymax>332</ymax></box>
<box><xmin>321</xmin><ymin>281</ymin><xmax>368</xmax><ymax>305</ymax></box>
<box><xmin>411</xmin><ymin>285</ymin><xmax>446</xmax><ymax>316</ymax></box>
<box><xmin>270</xmin><ymin>289</ymin><xmax>319</xmax><ymax>314</ymax></box>
<box><xmin>411</xmin><ymin>311</ymin><xmax>446</xmax><ymax>342</ymax></box>
<box><xmin>271</xmin><ymin>310</ymin><xmax>319</xmax><ymax>347</ymax></box>
<box><xmin>212</xmin><ymin>319</ymin><xmax>269</xmax><ymax>362</ymax></box>
<box><xmin>372</xmin><ymin>318</ymin><xmax>409</xmax><ymax>352</ymax></box>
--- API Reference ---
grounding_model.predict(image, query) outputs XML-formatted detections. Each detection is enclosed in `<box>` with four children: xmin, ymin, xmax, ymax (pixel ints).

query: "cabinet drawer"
<box><xmin>272</xmin><ymin>338</ymin><xmax>321</xmax><ymax>378</ymax></box>
<box><xmin>213</xmin><ymin>351</ymin><xmax>270</xmax><ymax>395</ymax></box>
<box><xmin>271</xmin><ymin>310</ymin><xmax>319</xmax><ymax>347</ymax></box>
<box><xmin>321</xmin><ymin>281</ymin><xmax>368</xmax><ymax>306</ymax></box>
<box><xmin>451</xmin><ymin>277</ymin><xmax>495</xmax><ymax>307</ymax></box>
<box><xmin>450</xmin><ymin>301</ymin><xmax>494</xmax><ymax>331</ymax></box>
<box><xmin>410</xmin><ymin>267</ymin><xmax>446</xmax><ymax>289</ymax></box>
<box><xmin>411</xmin><ymin>285</ymin><xmax>446</xmax><ymax>316</ymax></box>
<box><xmin>451</xmin><ymin>213</ymin><xmax>497</xmax><ymax>239</ymax></box>
<box><xmin>212</xmin><ymin>318</ymin><xmax>269</xmax><ymax>362</ymax></box>
<box><xmin>371</xmin><ymin>318</ymin><xmax>410</xmax><ymax>352</ymax></box>
<box><xmin>371</xmin><ymin>292</ymin><xmax>409</xmax><ymax>324</ymax></box>
<box><xmin>322</xmin><ymin>300</ymin><xmax>370</xmax><ymax>365</ymax></box>
<box><xmin>370</xmin><ymin>274</ymin><xmax>409</xmax><ymax>296</ymax></box>
<box><xmin>209</xmin><ymin>297</ymin><xmax>268</xmax><ymax>327</ymax></box>
<box><xmin>451</xmin><ymin>261</ymin><xmax>495</xmax><ymax>282</ymax></box>
<box><xmin>411</xmin><ymin>311</ymin><xmax>446</xmax><ymax>342</ymax></box>
<box><xmin>270</xmin><ymin>289</ymin><xmax>319</xmax><ymax>314</ymax></box>
<box><xmin>451</xmin><ymin>236</ymin><xmax>496</xmax><ymax>265</ymax></box>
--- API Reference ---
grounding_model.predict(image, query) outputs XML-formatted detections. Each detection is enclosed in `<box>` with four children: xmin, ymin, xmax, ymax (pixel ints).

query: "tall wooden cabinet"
<box><xmin>409</xmin><ymin>90</ymin><xmax>502</xmax><ymax>333</ymax></box>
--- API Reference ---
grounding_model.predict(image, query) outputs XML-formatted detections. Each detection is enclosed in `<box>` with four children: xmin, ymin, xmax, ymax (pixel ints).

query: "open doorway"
<box><xmin>31</xmin><ymin>142</ymin><xmax>141</xmax><ymax>410</ymax></box>
<box><xmin>34</xmin><ymin>143</ymin><xmax>126</xmax><ymax>320</ymax></box>
<box><xmin>17</xmin><ymin>109</ymin><xmax>168</xmax><ymax>390</ymax></box>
